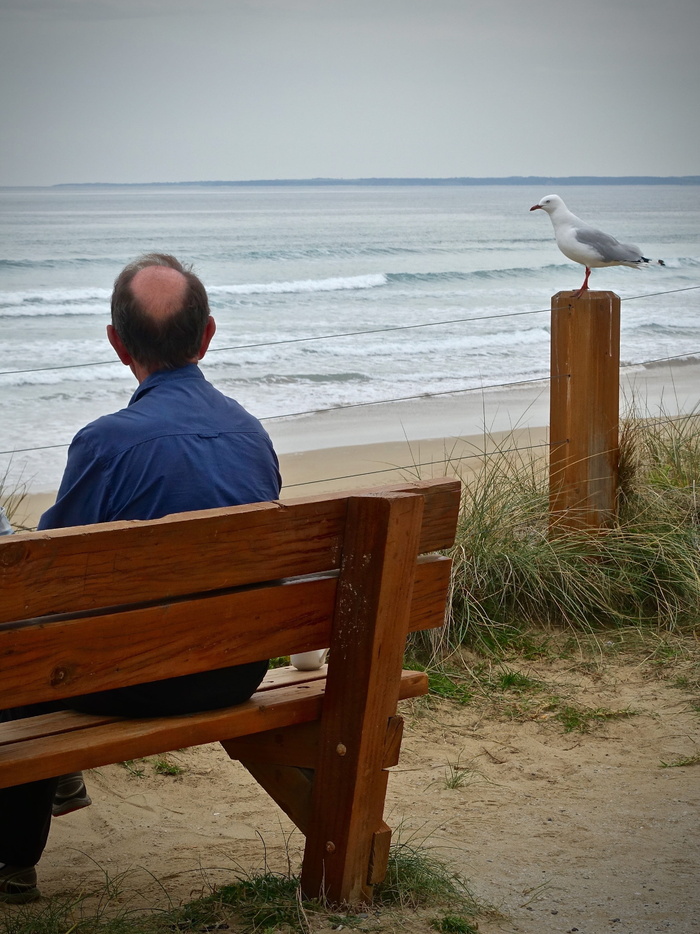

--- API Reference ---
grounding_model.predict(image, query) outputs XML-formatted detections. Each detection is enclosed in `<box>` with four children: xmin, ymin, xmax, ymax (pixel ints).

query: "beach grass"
<box><xmin>411</xmin><ymin>406</ymin><xmax>700</xmax><ymax>662</ymax></box>
<box><xmin>0</xmin><ymin>840</ymin><xmax>488</xmax><ymax>934</ymax></box>
<box><xmin>0</xmin><ymin>466</ymin><xmax>27</xmax><ymax>530</ymax></box>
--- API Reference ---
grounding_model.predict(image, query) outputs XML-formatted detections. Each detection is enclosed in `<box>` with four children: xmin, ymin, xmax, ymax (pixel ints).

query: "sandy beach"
<box><xmin>35</xmin><ymin>646</ymin><xmax>698</xmax><ymax>934</ymax></box>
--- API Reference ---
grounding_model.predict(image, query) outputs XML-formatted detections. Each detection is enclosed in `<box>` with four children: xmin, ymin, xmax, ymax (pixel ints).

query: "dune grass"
<box><xmin>0</xmin><ymin>467</ymin><xmax>27</xmax><ymax>531</ymax></box>
<box><xmin>412</xmin><ymin>407</ymin><xmax>700</xmax><ymax>660</ymax></box>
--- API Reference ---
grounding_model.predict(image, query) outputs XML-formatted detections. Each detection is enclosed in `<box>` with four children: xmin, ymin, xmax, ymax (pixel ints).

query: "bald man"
<box><xmin>40</xmin><ymin>253</ymin><xmax>280</xmax><ymax>528</ymax></box>
<box><xmin>0</xmin><ymin>254</ymin><xmax>281</xmax><ymax>902</ymax></box>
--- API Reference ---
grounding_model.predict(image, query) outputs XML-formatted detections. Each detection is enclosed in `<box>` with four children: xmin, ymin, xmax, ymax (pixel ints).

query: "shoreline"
<box><xmin>9</xmin><ymin>357</ymin><xmax>700</xmax><ymax>530</ymax></box>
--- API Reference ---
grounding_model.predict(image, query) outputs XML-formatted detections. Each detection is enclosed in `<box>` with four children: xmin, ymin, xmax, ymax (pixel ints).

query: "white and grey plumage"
<box><xmin>530</xmin><ymin>193</ymin><xmax>664</xmax><ymax>295</ymax></box>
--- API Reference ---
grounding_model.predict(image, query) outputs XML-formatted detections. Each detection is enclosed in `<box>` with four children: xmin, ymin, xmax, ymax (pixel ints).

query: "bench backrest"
<box><xmin>0</xmin><ymin>479</ymin><xmax>460</xmax><ymax>710</ymax></box>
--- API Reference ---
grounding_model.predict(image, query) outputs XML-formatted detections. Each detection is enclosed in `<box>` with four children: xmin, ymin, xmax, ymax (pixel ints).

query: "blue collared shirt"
<box><xmin>39</xmin><ymin>365</ymin><xmax>281</xmax><ymax>529</ymax></box>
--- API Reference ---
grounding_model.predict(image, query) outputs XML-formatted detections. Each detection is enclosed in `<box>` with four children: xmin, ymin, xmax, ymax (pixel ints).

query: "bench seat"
<box><xmin>0</xmin><ymin>666</ymin><xmax>427</xmax><ymax>789</ymax></box>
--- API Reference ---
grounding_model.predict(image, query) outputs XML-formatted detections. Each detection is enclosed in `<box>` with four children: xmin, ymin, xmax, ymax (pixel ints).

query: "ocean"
<box><xmin>1</xmin><ymin>183</ymin><xmax>699</xmax><ymax>493</ymax></box>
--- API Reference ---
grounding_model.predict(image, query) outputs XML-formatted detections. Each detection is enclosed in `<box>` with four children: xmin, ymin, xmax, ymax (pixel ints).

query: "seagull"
<box><xmin>530</xmin><ymin>194</ymin><xmax>665</xmax><ymax>296</ymax></box>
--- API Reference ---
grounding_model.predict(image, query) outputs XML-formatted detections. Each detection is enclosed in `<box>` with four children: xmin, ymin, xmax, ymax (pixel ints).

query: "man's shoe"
<box><xmin>0</xmin><ymin>864</ymin><xmax>39</xmax><ymax>904</ymax></box>
<box><xmin>52</xmin><ymin>771</ymin><xmax>92</xmax><ymax>817</ymax></box>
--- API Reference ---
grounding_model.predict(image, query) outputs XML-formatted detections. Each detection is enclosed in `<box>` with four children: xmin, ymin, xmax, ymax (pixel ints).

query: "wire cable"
<box><xmin>283</xmin><ymin>440</ymin><xmax>553</xmax><ymax>488</ymax></box>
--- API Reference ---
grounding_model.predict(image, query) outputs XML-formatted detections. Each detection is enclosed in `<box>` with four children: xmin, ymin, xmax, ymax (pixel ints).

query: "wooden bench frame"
<box><xmin>0</xmin><ymin>478</ymin><xmax>460</xmax><ymax>904</ymax></box>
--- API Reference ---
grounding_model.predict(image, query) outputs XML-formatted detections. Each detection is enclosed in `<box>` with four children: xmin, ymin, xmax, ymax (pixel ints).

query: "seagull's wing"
<box><xmin>574</xmin><ymin>225</ymin><xmax>643</xmax><ymax>264</ymax></box>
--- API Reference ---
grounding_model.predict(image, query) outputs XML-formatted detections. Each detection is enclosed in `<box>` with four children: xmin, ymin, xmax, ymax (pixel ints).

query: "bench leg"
<box><xmin>300</xmin><ymin>493</ymin><xmax>423</xmax><ymax>904</ymax></box>
<box><xmin>368</xmin><ymin>820</ymin><xmax>392</xmax><ymax>885</ymax></box>
<box><xmin>238</xmin><ymin>761</ymin><xmax>313</xmax><ymax>835</ymax></box>
<box><xmin>223</xmin><ymin>712</ymin><xmax>405</xmax><ymax>881</ymax></box>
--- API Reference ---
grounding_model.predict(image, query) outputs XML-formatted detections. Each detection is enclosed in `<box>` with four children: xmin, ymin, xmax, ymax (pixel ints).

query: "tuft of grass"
<box><xmin>212</xmin><ymin>872</ymin><xmax>307</xmax><ymax>931</ymax></box>
<box><xmin>120</xmin><ymin>756</ymin><xmax>187</xmax><ymax>778</ymax></box>
<box><xmin>0</xmin><ymin>871</ymin><xmax>173</xmax><ymax>934</ymax></box>
<box><xmin>375</xmin><ymin>840</ymin><xmax>482</xmax><ymax>917</ymax></box>
<box><xmin>420</xmin><ymin>662</ymin><xmax>545</xmax><ymax>706</ymax></box>
<box><xmin>660</xmin><ymin>752</ymin><xmax>700</xmax><ymax>768</ymax></box>
<box><xmin>554</xmin><ymin>704</ymin><xmax>637</xmax><ymax>734</ymax></box>
<box><xmin>0</xmin><ymin>470</ymin><xmax>28</xmax><ymax>531</ymax></box>
<box><xmin>495</xmin><ymin>668</ymin><xmax>540</xmax><ymax>693</ymax></box>
<box><xmin>431</xmin><ymin>914</ymin><xmax>480</xmax><ymax>934</ymax></box>
<box><xmin>439</xmin><ymin>755</ymin><xmax>485</xmax><ymax>791</ymax></box>
<box><xmin>426</xmin><ymin>670</ymin><xmax>474</xmax><ymax>705</ymax></box>
<box><xmin>120</xmin><ymin>759</ymin><xmax>145</xmax><ymax>778</ymax></box>
<box><xmin>418</xmin><ymin>658</ymin><xmax>645</xmax><ymax>736</ymax></box>
<box><xmin>152</xmin><ymin>755</ymin><xmax>185</xmax><ymax>777</ymax></box>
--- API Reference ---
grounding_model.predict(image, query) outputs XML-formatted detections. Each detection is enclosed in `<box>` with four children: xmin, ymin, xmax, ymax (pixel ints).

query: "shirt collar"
<box><xmin>129</xmin><ymin>363</ymin><xmax>204</xmax><ymax>406</ymax></box>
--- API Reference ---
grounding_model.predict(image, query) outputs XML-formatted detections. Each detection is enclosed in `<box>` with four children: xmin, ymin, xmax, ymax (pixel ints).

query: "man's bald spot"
<box><xmin>130</xmin><ymin>265</ymin><xmax>188</xmax><ymax>321</ymax></box>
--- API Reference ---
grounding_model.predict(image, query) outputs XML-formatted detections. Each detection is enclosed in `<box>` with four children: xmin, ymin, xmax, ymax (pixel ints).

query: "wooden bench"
<box><xmin>0</xmin><ymin>478</ymin><xmax>460</xmax><ymax>904</ymax></box>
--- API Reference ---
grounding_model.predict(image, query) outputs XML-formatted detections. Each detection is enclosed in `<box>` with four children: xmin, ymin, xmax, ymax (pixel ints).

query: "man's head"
<box><xmin>109</xmin><ymin>253</ymin><xmax>215</xmax><ymax>376</ymax></box>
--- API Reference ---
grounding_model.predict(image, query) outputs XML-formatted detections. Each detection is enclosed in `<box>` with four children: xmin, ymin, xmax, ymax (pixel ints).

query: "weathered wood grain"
<box><xmin>301</xmin><ymin>492</ymin><xmax>424</xmax><ymax>902</ymax></box>
<box><xmin>550</xmin><ymin>291</ymin><xmax>620</xmax><ymax>530</ymax></box>
<box><xmin>0</xmin><ymin>556</ymin><xmax>449</xmax><ymax>708</ymax></box>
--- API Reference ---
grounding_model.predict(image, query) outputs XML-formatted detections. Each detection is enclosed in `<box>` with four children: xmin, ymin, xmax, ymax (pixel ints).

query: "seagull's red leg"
<box><xmin>574</xmin><ymin>267</ymin><xmax>591</xmax><ymax>299</ymax></box>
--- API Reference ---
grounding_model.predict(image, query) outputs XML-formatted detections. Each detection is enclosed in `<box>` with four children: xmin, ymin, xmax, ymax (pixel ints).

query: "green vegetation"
<box><xmin>374</xmin><ymin>839</ymin><xmax>486</xmax><ymax>921</ymax></box>
<box><xmin>410</xmin><ymin>409</ymin><xmax>700</xmax><ymax>663</ymax></box>
<box><xmin>417</xmin><ymin>658</ymin><xmax>639</xmax><ymax>734</ymax></box>
<box><xmin>440</xmin><ymin>756</ymin><xmax>485</xmax><ymax>790</ymax></box>
<box><xmin>660</xmin><ymin>752</ymin><xmax>700</xmax><ymax>769</ymax></box>
<box><xmin>152</xmin><ymin>755</ymin><xmax>185</xmax><ymax>777</ymax></box>
<box><xmin>0</xmin><ymin>468</ymin><xmax>27</xmax><ymax>531</ymax></box>
<box><xmin>404</xmin><ymin>407</ymin><xmax>700</xmax><ymax>739</ymax></box>
<box><xmin>119</xmin><ymin>760</ymin><xmax>145</xmax><ymax>778</ymax></box>
<box><xmin>0</xmin><ymin>842</ymin><xmax>489</xmax><ymax>934</ymax></box>
<box><xmin>554</xmin><ymin>704</ymin><xmax>637</xmax><ymax>734</ymax></box>
<box><xmin>431</xmin><ymin>915</ymin><xmax>480</xmax><ymax>934</ymax></box>
<box><xmin>119</xmin><ymin>757</ymin><xmax>186</xmax><ymax>778</ymax></box>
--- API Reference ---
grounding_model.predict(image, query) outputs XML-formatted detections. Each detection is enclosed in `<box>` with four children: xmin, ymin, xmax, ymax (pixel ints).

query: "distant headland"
<box><xmin>50</xmin><ymin>175</ymin><xmax>700</xmax><ymax>189</ymax></box>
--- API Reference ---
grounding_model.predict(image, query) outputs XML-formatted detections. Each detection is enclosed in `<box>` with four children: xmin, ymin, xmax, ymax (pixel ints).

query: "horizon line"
<box><xmin>2</xmin><ymin>174</ymin><xmax>700</xmax><ymax>190</ymax></box>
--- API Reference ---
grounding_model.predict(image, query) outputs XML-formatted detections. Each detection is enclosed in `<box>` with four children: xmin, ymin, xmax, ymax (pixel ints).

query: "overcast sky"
<box><xmin>1</xmin><ymin>0</ymin><xmax>698</xmax><ymax>186</ymax></box>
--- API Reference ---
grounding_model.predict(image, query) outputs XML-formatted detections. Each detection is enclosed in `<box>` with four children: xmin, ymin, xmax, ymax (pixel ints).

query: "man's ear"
<box><xmin>107</xmin><ymin>324</ymin><xmax>133</xmax><ymax>366</ymax></box>
<box><xmin>197</xmin><ymin>316</ymin><xmax>217</xmax><ymax>360</ymax></box>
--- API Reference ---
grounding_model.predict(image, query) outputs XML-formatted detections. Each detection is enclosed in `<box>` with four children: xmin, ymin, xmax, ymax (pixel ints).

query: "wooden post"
<box><xmin>300</xmin><ymin>492</ymin><xmax>423</xmax><ymax>904</ymax></box>
<box><xmin>550</xmin><ymin>291</ymin><xmax>620</xmax><ymax>530</ymax></box>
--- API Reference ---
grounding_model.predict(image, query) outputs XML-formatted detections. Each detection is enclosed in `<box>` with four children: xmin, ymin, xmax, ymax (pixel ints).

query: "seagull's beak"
<box><xmin>529</xmin><ymin>204</ymin><xmax>542</xmax><ymax>212</ymax></box>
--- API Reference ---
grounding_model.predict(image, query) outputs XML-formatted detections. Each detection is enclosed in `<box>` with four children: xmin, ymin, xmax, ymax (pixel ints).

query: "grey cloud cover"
<box><xmin>0</xmin><ymin>0</ymin><xmax>698</xmax><ymax>185</ymax></box>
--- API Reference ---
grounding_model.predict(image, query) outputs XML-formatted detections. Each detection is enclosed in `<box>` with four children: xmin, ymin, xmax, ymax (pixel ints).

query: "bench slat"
<box><xmin>0</xmin><ymin>555</ymin><xmax>451</xmax><ymax>709</ymax></box>
<box><xmin>0</xmin><ymin>669</ymin><xmax>427</xmax><ymax>789</ymax></box>
<box><xmin>0</xmin><ymin>480</ymin><xmax>460</xmax><ymax>624</ymax></box>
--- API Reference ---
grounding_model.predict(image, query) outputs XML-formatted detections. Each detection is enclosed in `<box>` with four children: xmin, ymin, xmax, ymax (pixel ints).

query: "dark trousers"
<box><xmin>0</xmin><ymin>660</ymin><xmax>268</xmax><ymax>867</ymax></box>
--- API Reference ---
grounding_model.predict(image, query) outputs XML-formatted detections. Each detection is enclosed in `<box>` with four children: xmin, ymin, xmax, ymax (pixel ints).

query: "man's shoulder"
<box><xmin>70</xmin><ymin>405</ymin><xmax>140</xmax><ymax>458</ymax></box>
